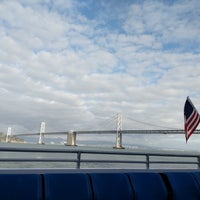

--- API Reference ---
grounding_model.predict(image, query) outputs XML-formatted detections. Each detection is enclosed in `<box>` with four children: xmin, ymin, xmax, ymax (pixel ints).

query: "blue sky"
<box><xmin>0</xmin><ymin>0</ymin><xmax>200</xmax><ymax>149</ymax></box>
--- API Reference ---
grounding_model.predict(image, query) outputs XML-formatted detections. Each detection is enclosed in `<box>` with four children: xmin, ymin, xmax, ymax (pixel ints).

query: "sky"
<box><xmin>0</xmin><ymin>0</ymin><xmax>200</xmax><ymax>149</ymax></box>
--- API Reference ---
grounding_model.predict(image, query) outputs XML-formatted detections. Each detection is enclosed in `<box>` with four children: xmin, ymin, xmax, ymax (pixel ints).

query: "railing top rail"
<box><xmin>0</xmin><ymin>145</ymin><xmax>199</xmax><ymax>158</ymax></box>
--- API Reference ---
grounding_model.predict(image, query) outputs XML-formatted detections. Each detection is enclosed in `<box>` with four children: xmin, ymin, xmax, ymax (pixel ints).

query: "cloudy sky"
<box><xmin>0</xmin><ymin>0</ymin><xmax>200</xmax><ymax>148</ymax></box>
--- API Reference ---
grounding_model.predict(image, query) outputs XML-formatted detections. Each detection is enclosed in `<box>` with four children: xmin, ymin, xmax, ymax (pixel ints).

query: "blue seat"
<box><xmin>163</xmin><ymin>172</ymin><xmax>200</xmax><ymax>200</ymax></box>
<box><xmin>128</xmin><ymin>172</ymin><xmax>168</xmax><ymax>200</ymax></box>
<box><xmin>44</xmin><ymin>173</ymin><xmax>92</xmax><ymax>200</ymax></box>
<box><xmin>192</xmin><ymin>172</ymin><xmax>200</xmax><ymax>187</ymax></box>
<box><xmin>89</xmin><ymin>173</ymin><xmax>134</xmax><ymax>200</ymax></box>
<box><xmin>0</xmin><ymin>174</ymin><xmax>42</xmax><ymax>200</ymax></box>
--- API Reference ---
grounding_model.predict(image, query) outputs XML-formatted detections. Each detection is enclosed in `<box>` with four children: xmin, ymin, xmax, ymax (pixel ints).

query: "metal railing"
<box><xmin>0</xmin><ymin>145</ymin><xmax>200</xmax><ymax>170</ymax></box>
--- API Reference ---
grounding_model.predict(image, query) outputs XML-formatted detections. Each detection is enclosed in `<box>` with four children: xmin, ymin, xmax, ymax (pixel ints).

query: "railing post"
<box><xmin>198</xmin><ymin>156</ymin><xmax>200</xmax><ymax>169</ymax></box>
<box><xmin>76</xmin><ymin>152</ymin><xmax>81</xmax><ymax>169</ymax></box>
<box><xmin>146</xmin><ymin>155</ymin><xmax>150</xmax><ymax>169</ymax></box>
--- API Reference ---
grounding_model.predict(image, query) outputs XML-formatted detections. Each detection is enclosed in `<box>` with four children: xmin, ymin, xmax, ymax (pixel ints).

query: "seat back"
<box><xmin>44</xmin><ymin>173</ymin><xmax>92</xmax><ymax>200</ymax></box>
<box><xmin>163</xmin><ymin>172</ymin><xmax>200</xmax><ymax>200</ymax></box>
<box><xmin>89</xmin><ymin>173</ymin><xmax>134</xmax><ymax>200</ymax></box>
<box><xmin>0</xmin><ymin>174</ymin><xmax>42</xmax><ymax>200</ymax></box>
<box><xmin>128</xmin><ymin>172</ymin><xmax>168</xmax><ymax>200</ymax></box>
<box><xmin>193</xmin><ymin>172</ymin><xmax>200</xmax><ymax>187</ymax></box>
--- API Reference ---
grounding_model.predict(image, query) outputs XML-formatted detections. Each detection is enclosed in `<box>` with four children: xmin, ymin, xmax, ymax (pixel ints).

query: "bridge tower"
<box><xmin>38</xmin><ymin>122</ymin><xmax>45</xmax><ymax>145</ymax></box>
<box><xmin>114</xmin><ymin>113</ymin><xmax>124</xmax><ymax>149</ymax></box>
<box><xmin>6</xmin><ymin>127</ymin><xmax>12</xmax><ymax>143</ymax></box>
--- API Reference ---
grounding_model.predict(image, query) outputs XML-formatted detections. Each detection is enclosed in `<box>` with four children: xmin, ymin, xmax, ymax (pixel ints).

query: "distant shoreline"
<box><xmin>0</xmin><ymin>133</ymin><xmax>25</xmax><ymax>143</ymax></box>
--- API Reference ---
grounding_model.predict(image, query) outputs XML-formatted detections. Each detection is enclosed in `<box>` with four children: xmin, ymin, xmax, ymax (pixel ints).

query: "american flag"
<box><xmin>184</xmin><ymin>96</ymin><xmax>200</xmax><ymax>142</ymax></box>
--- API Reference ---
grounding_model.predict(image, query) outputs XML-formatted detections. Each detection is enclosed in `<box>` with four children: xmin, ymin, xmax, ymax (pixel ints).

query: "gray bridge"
<box><xmin>13</xmin><ymin>129</ymin><xmax>200</xmax><ymax>136</ymax></box>
<box><xmin>8</xmin><ymin>129</ymin><xmax>199</xmax><ymax>149</ymax></box>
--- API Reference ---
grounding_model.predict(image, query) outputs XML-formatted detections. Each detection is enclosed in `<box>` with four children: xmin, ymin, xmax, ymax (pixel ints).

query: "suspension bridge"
<box><xmin>4</xmin><ymin>114</ymin><xmax>200</xmax><ymax>148</ymax></box>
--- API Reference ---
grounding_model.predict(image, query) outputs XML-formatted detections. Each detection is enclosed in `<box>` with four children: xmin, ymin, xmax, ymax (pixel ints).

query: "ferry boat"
<box><xmin>0</xmin><ymin>142</ymin><xmax>200</xmax><ymax>199</ymax></box>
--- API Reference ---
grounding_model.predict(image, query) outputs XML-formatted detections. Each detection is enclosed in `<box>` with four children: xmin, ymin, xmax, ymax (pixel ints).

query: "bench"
<box><xmin>0</xmin><ymin>171</ymin><xmax>200</xmax><ymax>200</ymax></box>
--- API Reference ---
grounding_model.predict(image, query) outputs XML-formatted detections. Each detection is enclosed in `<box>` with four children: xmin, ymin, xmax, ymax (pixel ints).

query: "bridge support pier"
<box><xmin>38</xmin><ymin>122</ymin><xmax>45</xmax><ymax>145</ymax></box>
<box><xmin>114</xmin><ymin>131</ymin><xmax>124</xmax><ymax>149</ymax></box>
<box><xmin>114</xmin><ymin>113</ymin><xmax>124</xmax><ymax>149</ymax></box>
<box><xmin>65</xmin><ymin>130</ymin><xmax>77</xmax><ymax>146</ymax></box>
<box><xmin>6</xmin><ymin>127</ymin><xmax>12</xmax><ymax>143</ymax></box>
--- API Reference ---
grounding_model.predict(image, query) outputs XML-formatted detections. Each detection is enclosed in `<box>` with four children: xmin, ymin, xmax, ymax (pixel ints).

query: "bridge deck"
<box><xmin>14</xmin><ymin>129</ymin><xmax>200</xmax><ymax>136</ymax></box>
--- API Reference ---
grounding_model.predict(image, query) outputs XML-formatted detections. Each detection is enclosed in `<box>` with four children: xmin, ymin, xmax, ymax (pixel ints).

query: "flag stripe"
<box><xmin>189</xmin><ymin>115</ymin><xmax>199</xmax><ymax>131</ymax></box>
<box><xmin>185</xmin><ymin>117</ymin><xmax>200</xmax><ymax>140</ymax></box>
<box><xmin>186</xmin><ymin>110</ymin><xmax>197</xmax><ymax>125</ymax></box>
<box><xmin>186</xmin><ymin>117</ymin><xmax>200</xmax><ymax>140</ymax></box>
<box><xmin>187</xmin><ymin>111</ymin><xmax>199</xmax><ymax>130</ymax></box>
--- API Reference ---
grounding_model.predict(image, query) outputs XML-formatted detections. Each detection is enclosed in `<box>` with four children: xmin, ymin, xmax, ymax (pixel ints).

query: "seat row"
<box><xmin>1</xmin><ymin>171</ymin><xmax>200</xmax><ymax>200</ymax></box>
